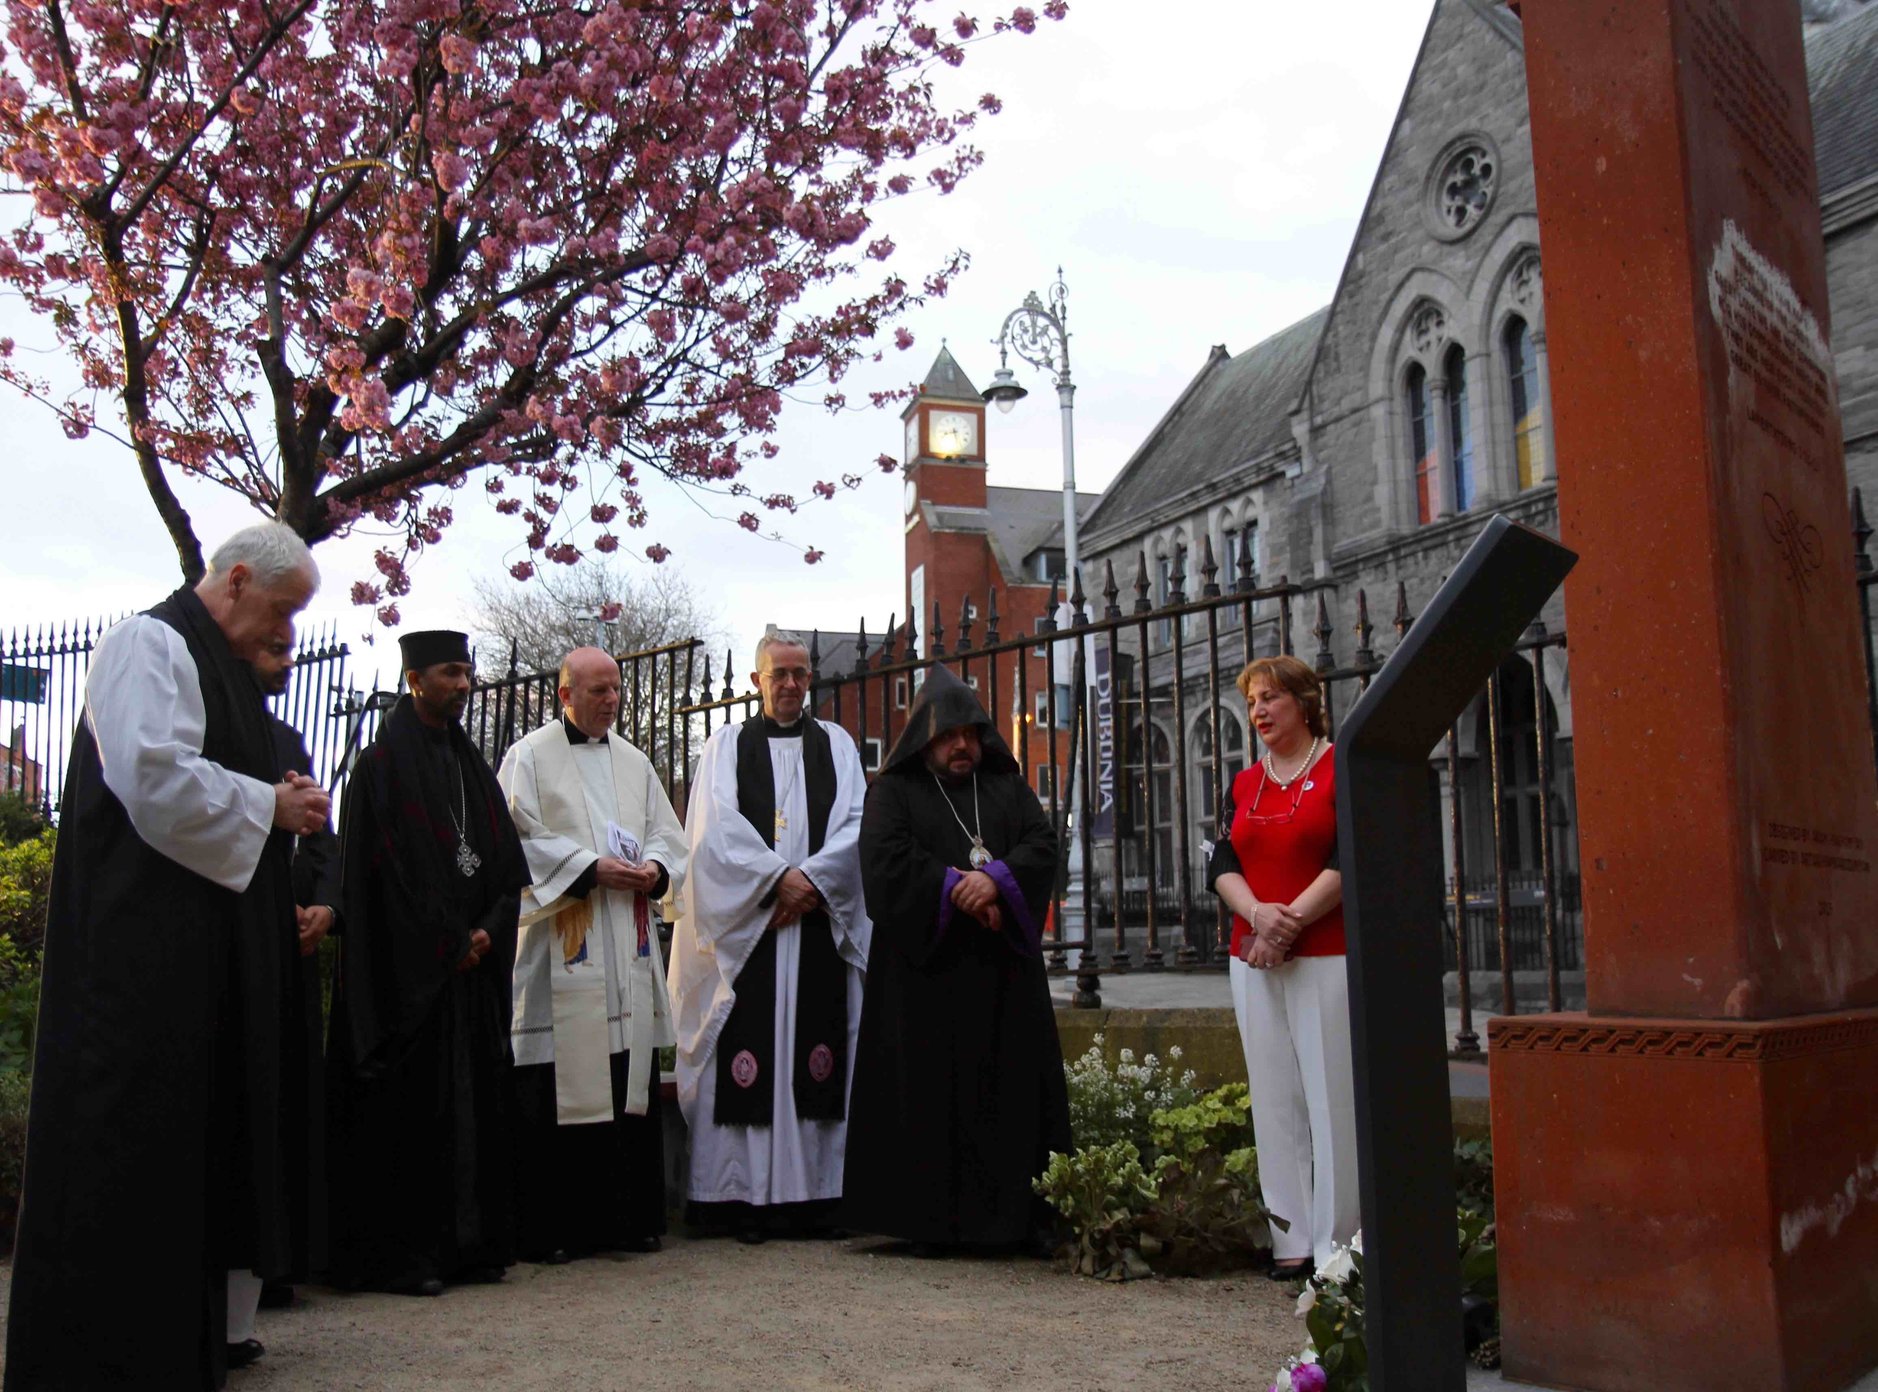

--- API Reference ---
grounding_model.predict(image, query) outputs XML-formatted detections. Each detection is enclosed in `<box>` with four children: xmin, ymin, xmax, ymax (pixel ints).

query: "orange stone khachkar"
<box><xmin>1495</xmin><ymin>1</ymin><xmax>1878</xmax><ymax>1390</ymax></box>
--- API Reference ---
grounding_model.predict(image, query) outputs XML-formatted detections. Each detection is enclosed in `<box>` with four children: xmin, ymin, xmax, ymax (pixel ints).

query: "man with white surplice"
<box><xmin>669</xmin><ymin>632</ymin><xmax>870</xmax><ymax>1244</ymax></box>
<box><xmin>498</xmin><ymin>646</ymin><xmax>688</xmax><ymax>1261</ymax></box>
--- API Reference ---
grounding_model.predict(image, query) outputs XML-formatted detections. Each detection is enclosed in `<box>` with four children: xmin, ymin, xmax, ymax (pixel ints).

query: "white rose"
<box><xmin>1316</xmin><ymin>1246</ymin><xmax>1356</xmax><ymax>1285</ymax></box>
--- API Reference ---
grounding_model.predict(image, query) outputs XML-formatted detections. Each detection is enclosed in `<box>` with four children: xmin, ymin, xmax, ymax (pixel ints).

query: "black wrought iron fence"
<box><xmin>14</xmin><ymin>488</ymin><xmax>1878</xmax><ymax>1055</ymax></box>
<box><xmin>0</xmin><ymin>617</ymin><xmax>356</xmax><ymax>815</ymax></box>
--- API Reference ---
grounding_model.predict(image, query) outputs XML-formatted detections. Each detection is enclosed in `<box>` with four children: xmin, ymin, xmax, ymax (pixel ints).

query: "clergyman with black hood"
<box><xmin>842</xmin><ymin>664</ymin><xmax>1072</xmax><ymax>1254</ymax></box>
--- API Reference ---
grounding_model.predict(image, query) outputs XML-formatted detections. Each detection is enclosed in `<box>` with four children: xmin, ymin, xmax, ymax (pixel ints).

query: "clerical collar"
<box><xmin>761</xmin><ymin>715</ymin><xmax>805</xmax><ymax>738</ymax></box>
<box><xmin>563</xmin><ymin>716</ymin><xmax>605</xmax><ymax>746</ymax></box>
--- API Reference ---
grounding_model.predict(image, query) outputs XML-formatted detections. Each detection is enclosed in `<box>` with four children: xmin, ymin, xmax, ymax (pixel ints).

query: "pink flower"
<box><xmin>1289</xmin><ymin>1366</ymin><xmax>1327</xmax><ymax>1392</ymax></box>
<box><xmin>893</xmin><ymin>327</ymin><xmax>914</xmax><ymax>350</ymax></box>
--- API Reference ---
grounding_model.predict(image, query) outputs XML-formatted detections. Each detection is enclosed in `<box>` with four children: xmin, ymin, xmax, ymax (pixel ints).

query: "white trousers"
<box><xmin>225</xmin><ymin>1269</ymin><xmax>263</xmax><ymax>1343</ymax></box>
<box><xmin>1229</xmin><ymin>954</ymin><xmax>1359</xmax><ymax>1268</ymax></box>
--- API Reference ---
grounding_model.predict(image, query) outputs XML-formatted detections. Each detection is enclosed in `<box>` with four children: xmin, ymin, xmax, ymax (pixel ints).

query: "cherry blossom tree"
<box><xmin>0</xmin><ymin>0</ymin><xmax>1064</xmax><ymax>621</ymax></box>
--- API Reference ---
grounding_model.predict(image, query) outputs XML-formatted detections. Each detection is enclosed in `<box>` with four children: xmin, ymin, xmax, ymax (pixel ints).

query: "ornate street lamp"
<box><xmin>989</xmin><ymin>270</ymin><xmax>1097</xmax><ymax>991</ymax></box>
<box><xmin>986</xmin><ymin>267</ymin><xmax>1078</xmax><ymax>577</ymax></box>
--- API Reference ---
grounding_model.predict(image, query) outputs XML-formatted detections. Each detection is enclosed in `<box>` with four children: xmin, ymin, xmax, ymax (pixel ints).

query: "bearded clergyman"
<box><xmin>842</xmin><ymin>664</ymin><xmax>1071</xmax><ymax>1255</ymax></box>
<box><xmin>668</xmin><ymin>631</ymin><xmax>871</xmax><ymax>1243</ymax></box>
<box><xmin>498</xmin><ymin>646</ymin><xmax>688</xmax><ymax>1261</ymax></box>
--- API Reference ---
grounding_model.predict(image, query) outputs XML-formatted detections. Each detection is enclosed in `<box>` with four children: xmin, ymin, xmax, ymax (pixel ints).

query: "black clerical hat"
<box><xmin>398</xmin><ymin>629</ymin><xmax>471</xmax><ymax>672</ymax></box>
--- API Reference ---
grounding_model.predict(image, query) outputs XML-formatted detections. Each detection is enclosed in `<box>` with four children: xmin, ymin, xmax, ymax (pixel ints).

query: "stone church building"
<box><xmin>1061</xmin><ymin>0</ymin><xmax>1878</xmax><ymax>963</ymax></box>
<box><xmin>781</xmin><ymin>0</ymin><xmax>1878</xmax><ymax>972</ymax></box>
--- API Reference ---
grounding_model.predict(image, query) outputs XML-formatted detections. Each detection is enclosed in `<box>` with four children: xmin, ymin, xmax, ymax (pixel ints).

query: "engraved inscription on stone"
<box><xmin>1762</xmin><ymin>822</ymin><xmax>1871</xmax><ymax>874</ymax></box>
<box><xmin>1686</xmin><ymin>5</ymin><xmax>1812</xmax><ymax>203</ymax></box>
<box><xmin>1707</xmin><ymin>220</ymin><xmax>1835</xmax><ymax>462</ymax></box>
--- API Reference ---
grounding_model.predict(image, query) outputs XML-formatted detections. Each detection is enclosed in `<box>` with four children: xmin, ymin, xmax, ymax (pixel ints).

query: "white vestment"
<box><xmin>669</xmin><ymin>718</ymin><xmax>871</xmax><ymax>1206</ymax></box>
<box><xmin>499</xmin><ymin>722</ymin><xmax>688</xmax><ymax>1123</ymax></box>
<box><xmin>86</xmin><ymin>614</ymin><xmax>275</xmax><ymax>892</ymax></box>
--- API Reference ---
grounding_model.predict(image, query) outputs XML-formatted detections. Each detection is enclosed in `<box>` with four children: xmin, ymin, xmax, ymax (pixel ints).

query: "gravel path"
<box><xmin>5</xmin><ymin>1238</ymin><xmax>1304</xmax><ymax>1391</ymax></box>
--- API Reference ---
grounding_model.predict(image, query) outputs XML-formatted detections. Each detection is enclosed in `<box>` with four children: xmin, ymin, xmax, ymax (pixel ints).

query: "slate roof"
<box><xmin>1806</xmin><ymin>3</ymin><xmax>1878</xmax><ymax>198</ymax></box>
<box><xmin>922</xmin><ymin>485</ymin><xmax>1100</xmax><ymax>584</ymax></box>
<box><xmin>1081</xmin><ymin>309</ymin><xmax>1327</xmax><ymax>538</ymax></box>
<box><xmin>918</xmin><ymin>344</ymin><xmax>983</xmax><ymax>403</ymax></box>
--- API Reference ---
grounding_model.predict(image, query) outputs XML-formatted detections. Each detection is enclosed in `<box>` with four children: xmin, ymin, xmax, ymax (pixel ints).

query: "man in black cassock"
<box><xmin>5</xmin><ymin>524</ymin><xmax>329</xmax><ymax>1392</ymax></box>
<box><xmin>252</xmin><ymin>640</ymin><xmax>339</xmax><ymax>1320</ymax></box>
<box><xmin>324</xmin><ymin>629</ymin><xmax>528</xmax><ymax>1297</ymax></box>
<box><xmin>843</xmin><ymin>664</ymin><xmax>1072</xmax><ymax>1254</ymax></box>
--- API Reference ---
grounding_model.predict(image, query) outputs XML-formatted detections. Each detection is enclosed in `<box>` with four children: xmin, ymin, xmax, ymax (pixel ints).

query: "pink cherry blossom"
<box><xmin>0</xmin><ymin>0</ymin><xmax>1067</xmax><ymax>620</ymax></box>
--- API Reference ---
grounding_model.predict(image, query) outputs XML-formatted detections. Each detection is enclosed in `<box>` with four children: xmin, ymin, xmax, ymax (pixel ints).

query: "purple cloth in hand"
<box><xmin>934</xmin><ymin>862</ymin><xmax>1040</xmax><ymax>955</ymax></box>
<box><xmin>984</xmin><ymin>859</ymin><xmax>1042</xmax><ymax>956</ymax></box>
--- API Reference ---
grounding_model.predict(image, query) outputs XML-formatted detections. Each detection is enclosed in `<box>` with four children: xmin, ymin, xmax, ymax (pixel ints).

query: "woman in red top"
<box><xmin>1206</xmin><ymin>655</ymin><xmax>1357</xmax><ymax>1280</ymax></box>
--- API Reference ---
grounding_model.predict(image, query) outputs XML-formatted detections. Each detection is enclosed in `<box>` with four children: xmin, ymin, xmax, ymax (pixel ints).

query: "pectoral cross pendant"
<box><xmin>774</xmin><ymin>812</ymin><xmax>788</xmax><ymax>833</ymax></box>
<box><xmin>456</xmin><ymin>840</ymin><xmax>482</xmax><ymax>878</ymax></box>
<box><xmin>968</xmin><ymin>837</ymin><xmax>991</xmax><ymax>870</ymax></box>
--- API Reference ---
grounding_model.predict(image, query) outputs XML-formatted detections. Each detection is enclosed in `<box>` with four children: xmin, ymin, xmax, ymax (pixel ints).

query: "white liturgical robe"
<box><xmin>668</xmin><ymin>718</ymin><xmax>870</xmax><ymax>1206</ymax></box>
<box><xmin>86</xmin><ymin>615</ymin><xmax>275</xmax><ymax>891</ymax></box>
<box><xmin>499</xmin><ymin>721</ymin><xmax>688</xmax><ymax>1123</ymax></box>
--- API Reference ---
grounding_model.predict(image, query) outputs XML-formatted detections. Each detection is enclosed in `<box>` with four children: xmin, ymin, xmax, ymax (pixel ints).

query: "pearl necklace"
<box><xmin>1263</xmin><ymin>735</ymin><xmax>1321</xmax><ymax>790</ymax></box>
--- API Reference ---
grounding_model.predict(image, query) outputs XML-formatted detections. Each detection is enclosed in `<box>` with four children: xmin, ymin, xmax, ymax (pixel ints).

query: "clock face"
<box><xmin>930</xmin><ymin>409</ymin><xmax>977</xmax><ymax>458</ymax></box>
<box><xmin>905</xmin><ymin>414</ymin><xmax>920</xmax><ymax>463</ymax></box>
<box><xmin>903</xmin><ymin>478</ymin><xmax>920</xmax><ymax>517</ymax></box>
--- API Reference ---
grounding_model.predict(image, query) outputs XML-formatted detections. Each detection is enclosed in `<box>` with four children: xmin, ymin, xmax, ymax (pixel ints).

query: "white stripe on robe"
<box><xmin>668</xmin><ymin>718</ymin><xmax>870</xmax><ymax>1206</ymax></box>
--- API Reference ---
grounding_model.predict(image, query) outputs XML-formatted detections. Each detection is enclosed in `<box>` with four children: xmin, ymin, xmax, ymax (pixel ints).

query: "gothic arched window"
<box><xmin>1407</xmin><ymin>363</ymin><xmax>1435</xmax><ymax>525</ymax></box>
<box><xmin>1505</xmin><ymin>316</ymin><xmax>1541</xmax><ymax>490</ymax></box>
<box><xmin>1446</xmin><ymin>344</ymin><xmax>1474</xmax><ymax>512</ymax></box>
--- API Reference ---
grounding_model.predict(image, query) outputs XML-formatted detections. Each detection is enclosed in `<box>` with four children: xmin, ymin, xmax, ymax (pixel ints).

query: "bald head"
<box><xmin>559</xmin><ymin>646</ymin><xmax>621</xmax><ymax>738</ymax></box>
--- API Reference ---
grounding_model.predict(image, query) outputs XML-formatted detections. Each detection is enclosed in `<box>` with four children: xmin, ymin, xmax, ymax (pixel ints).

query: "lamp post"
<box><xmin>985</xmin><ymin>269</ymin><xmax>1099</xmax><ymax>1000</ymax></box>
<box><xmin>983</xmin><ymin>267</ymin><xmax>1079</xmax><ymax>579</ymax></box>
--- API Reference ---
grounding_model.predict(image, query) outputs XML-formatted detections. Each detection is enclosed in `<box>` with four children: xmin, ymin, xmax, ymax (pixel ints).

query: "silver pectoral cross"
<box><xmin>456</xmin><ymin>840</ymin><xmax>482</xmax><ymax>877</ymax></box>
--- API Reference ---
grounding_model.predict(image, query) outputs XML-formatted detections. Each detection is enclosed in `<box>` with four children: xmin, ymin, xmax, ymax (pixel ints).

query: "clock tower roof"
<box><xmin>912</xmin><ymin>343</ymin><xmax>982</xmax><ymax>409</ymax></box>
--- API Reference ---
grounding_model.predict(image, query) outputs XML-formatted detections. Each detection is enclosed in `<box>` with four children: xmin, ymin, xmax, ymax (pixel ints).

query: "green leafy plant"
<box><xmin>1276</xmin><ymin>1149</ymin><xmax>1505</xmax><ymax>1391</ymax></box>
<box><xmin>0</xmin><ymin>935</ymin><xmax>41</xmax><ymax>1073</ymax></box>
<box><xmin>0</xmin><ymin>828</ymin><xmax>55</xmax><ymax>953</ymax></box>
<box><xmin>1034</xmin><ymin>1140</ymin><xmax>1158</xmax><ymax>1280</ymax></box>
<box><xmin>0</xmin><ymin>792</ymin><xmax>47</xmax><ymax>848</ymax></box>
<box><xmin>1039</xmin><ymin>1052</ymin><xmax>1277</xmax><ymax>1280</ymax></box>
<box><xmin>1453</xmin><ymin>1134</ymin><xmax>1495</xmax><ymax>1220</ymax></box>
<box><xmin>1061</xmin><ymin>1035</ymin><xmax>1204</xmax><ymax>1159</ymax></box>
<box><xmin>0</xmin><ymin>1066</ymin><xmax>31</xmax><ymax>1251</ymax></box>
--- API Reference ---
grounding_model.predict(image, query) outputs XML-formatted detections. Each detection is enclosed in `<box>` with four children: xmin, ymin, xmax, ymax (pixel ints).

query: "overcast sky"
<box><xmin>1</xmin><ymin>0</ymin><xmax>1435</xmax><ymax>690</ymax></box>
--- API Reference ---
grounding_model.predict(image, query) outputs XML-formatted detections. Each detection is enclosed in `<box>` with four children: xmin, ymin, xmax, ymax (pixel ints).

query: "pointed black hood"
<box><xmin>880</xmin><ymin>664</ymin><xmax>1020</xmax><ymax>777</ymax></box>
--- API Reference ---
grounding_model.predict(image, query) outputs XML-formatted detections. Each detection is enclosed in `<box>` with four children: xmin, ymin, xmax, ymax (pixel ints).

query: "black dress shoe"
<box><xmin>541</xmin><ymin>1249</ymin><xmax>572</xmax><ymax>1266</ymax></box>
<box><xmin>735</xmin><ymin>1227</ymin><xmax>768</xmax><ymax>1246</ymax></box>
<box><xmin>386</xmin><ymin>1273</ymin><xmax>445</xmax><ymax>1297</ymax></box>
<box><xmin>225</xmin><ymin>1339</ymin><xmax>266</xmax><ymax>1371</ymax></box>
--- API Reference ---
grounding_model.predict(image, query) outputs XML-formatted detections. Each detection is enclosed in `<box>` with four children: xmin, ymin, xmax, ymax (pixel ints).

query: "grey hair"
<box><xmin>206</xmin><ymin>523</ymin><xmax>319</xmax><ymax>589</ymax></box>
<box><xmin>755</xmin><ymin>629</ymin><xmax>810</xmax><ymax>670</ymax></box>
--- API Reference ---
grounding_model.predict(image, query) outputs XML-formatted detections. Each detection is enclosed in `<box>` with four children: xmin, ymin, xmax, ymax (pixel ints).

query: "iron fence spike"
<box><xmin>1200</xmin><ymin>534</ymin><xmax>1221</xmax><ymax>598</ymax></box>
